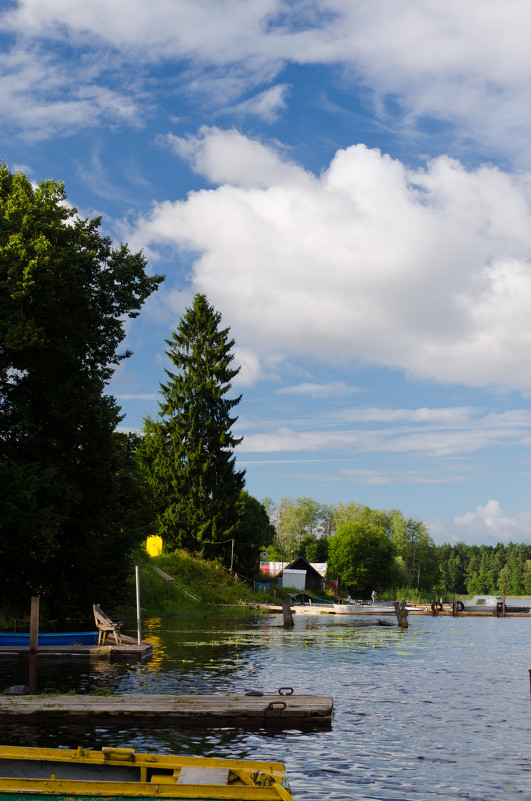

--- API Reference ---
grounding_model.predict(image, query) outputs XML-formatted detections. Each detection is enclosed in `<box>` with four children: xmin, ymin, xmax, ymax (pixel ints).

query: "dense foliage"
<box><xmin>436</xmin><ymin>541</ymin><xmax>531</xmax><ymax>596</ymax></box>
<box><xmin>333</xmin><ymin>502</ymin><xmax>438</xmax><ymax>590</ymax></box>
<box><xmin>141</xmin><ymin>294</ymin><xmax>246</xmax><ymax>564</ymax></box>
<box><xmin>0</xmin><ymin>166</ymin><xmax>163</xmax><ymax>615</ymax></box>
<box><xmin>234</xmin><ymin>492</ymin><xmax>276</xmax><ymax>577</ymax></box>
<box><xmin>263</xmin><ymin>496</ymin><xmax>335</xmax><ymax>557</ymax></box>
<box><xmin>262</xmin><ymin>497</ymin><xmax>531</xmax><ymax>598</ymax></box>
<box><xmin>133</xmin><ymin>550</ymin><xmax>269</xmax><ymax>616</ymax></box>
<box><xmin>328</xmin><ymin>521</ymin><xmax>395</xmax><ymax>595</ymax></box>
<box><xmin>264</xmin><ymin>497</ymin><xmax>437</xmax><ymax>593</ymax></box>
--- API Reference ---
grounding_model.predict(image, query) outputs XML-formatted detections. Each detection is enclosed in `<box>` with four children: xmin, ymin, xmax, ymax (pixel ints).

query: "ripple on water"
<box><xmin>1</xmin><ymin>613</ymin><xmax>531</xmax><ymax>800</ymax></box>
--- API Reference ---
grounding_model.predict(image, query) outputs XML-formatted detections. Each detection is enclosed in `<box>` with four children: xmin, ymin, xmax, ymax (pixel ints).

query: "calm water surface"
<box><xmin>1</xmin><ymin>610</ymin><xmax>531</xmax><ymax>800</ymax></box>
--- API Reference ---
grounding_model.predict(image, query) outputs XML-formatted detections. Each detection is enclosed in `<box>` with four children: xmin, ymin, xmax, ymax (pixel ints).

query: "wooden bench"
<box><xmin>93</xmin><ymin>604</ymin><xmax>123</xmax><ymax>646</ymax></box>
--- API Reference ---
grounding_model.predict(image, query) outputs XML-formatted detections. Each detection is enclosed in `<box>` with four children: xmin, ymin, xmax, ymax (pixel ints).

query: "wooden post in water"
<box><xmin>135</xmin><ymin>565</ymin><xmax>142</xmax><ymax>646</ymax></box>
<box><xmin>393</xmin><ymin>600</ymin><xmax>408</xmax><ymax>628</ymax></box>
<box><xmin>282</xmin><ymin>599</ymin><xmax>294</xmax><ymax>628</ymax></box>
<box><xmin>28</xmin><ymin>596</ymin><xmax>39</xmax><ymax>694</ymax></box>
<box><xmin>452</xmin><ymin>593</ymin><xmax>457</xmax><ymax>617</ymax></box>
<box><xmin>503</xmin><ymin>593</ymin><xmax>506</xmax><ymax>617</ymax></box>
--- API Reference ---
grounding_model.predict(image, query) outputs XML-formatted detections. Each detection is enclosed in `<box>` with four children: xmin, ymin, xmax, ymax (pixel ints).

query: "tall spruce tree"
<box><xmin>141</xmin><ymin>294</ymin><xmax>245</xmax><ymax>559</ymax></box>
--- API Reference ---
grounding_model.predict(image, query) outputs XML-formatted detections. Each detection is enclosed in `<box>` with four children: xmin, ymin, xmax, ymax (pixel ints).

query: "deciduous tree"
<box><xmin>271</xmin><ymin>496</ymin><xmax>327</xmax><ymax>556</ymax></box>
<box><xmin>234</xmin><ymin>491</ymin><xmax>275</xmax><ymax>576</ymax></box>
<box><xmin>0</xmin><ymin>166</ymin><xmax>163</xmax><ymax>614</ymax></box>
<box><xmin>299</xmin><ymin>533</ymin><xmax>329</xmax><ymax>563</ymax></box>
<box><xmin>328</xmin><ymin>521</ymin><xmax>394</xmax><ymax>596</ymax></box>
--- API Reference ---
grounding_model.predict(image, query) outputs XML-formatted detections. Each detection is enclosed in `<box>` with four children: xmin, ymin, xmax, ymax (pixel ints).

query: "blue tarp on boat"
<box><xmin>0</xmin><ymin>631</ymin><xmax>99</xmax><ymax>646</ymax></box>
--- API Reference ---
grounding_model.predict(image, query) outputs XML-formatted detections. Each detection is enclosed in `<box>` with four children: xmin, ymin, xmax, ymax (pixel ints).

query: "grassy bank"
<box><xmin>378</xmin><ymin>588</ymin><xmax>434</xmax><ymax>603</ymax></box>
<box><xmin>0</xmin><ymin>550</ymin><xmax>293</xmax><ymax>627</ymax></box>
<box><xmin>117</xmin><ymin>549</ymin><xmax>293</xmax><ymax>618</ymax></box>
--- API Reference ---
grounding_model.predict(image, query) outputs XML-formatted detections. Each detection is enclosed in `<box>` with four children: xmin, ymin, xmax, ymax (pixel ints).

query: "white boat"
<box><xmin>459</xmin><ymin>595</ymin><xmax>530</xmax><ymax>613</ymax></box>
<box><xmin>333</xmin><ymin>601</ymin><xmax>397</xmax><ymax>616</ymax></box>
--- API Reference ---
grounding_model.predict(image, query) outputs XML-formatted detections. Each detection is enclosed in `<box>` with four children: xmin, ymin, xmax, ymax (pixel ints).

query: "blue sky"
<box><xmin>4</xmin><ymin>1</ymin><xmax>531</xmax><ymax>545</ymax></box>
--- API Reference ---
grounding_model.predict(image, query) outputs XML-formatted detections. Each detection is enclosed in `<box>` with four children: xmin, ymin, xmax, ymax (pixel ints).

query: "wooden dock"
<box><xmin>0</xmin><ymin>635</ymin><xmax>153</xmax><ymax>660</ymax></box>
<box><xmin>406</xmin><ymin>604</ymin><xmax>531</xmax><ymax>617</ymax></box>
<box><xmin>245</xmin><ymin>603</ymin><xmax>335</xmax><ymax>615</ymax></box>
<box><xmin>0</xmin><ymin>693</ymin><xmax>332</xmax><ymax>730</ymax></box>
<box><xmin>418</xmin><ymin>610</ymin><xmax>531</xmax><ymax>617</ymax></box>
<box><xmin>246</xmin><ymin>602</ymin><xmax>531</xmax><ymax>618</ymax></box>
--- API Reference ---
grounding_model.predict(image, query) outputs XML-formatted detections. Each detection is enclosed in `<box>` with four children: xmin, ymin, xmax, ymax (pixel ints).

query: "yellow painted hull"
<box><xmin>0</xmin><ymin>746</ymin><xmax>292</xmax><ymax>800</ymax></box>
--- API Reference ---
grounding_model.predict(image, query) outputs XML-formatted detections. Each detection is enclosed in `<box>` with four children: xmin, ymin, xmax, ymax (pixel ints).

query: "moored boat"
<box><xmin>0</xmin><ymin>744</ymin><xmax>292</xmax><ymax>800</ymax></box>
<box><xmin>333</xmin><ymin>601</ymin><xmax>396</xmax><ymax>616</ymax></box>
<box><xmin>0</xmin><ymin>632</ymin><xmax>99</xmax><ymax>646</ymax></box>
<box><xmin>458</xmin><ymin>595</ymin><xmax>531</xmax><ymax>613</ymax></box>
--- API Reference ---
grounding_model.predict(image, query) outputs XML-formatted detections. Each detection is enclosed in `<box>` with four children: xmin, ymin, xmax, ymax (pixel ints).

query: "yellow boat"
<box><xmin>0</xmin><ymin>745</ymin><xmax>292</xmax><ymax>800</ymax></box>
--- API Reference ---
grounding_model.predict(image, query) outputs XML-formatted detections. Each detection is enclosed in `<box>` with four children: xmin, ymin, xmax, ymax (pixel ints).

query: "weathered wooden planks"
<box><xmin>407</xmin><ymin>607</ymin><xmax>531</xmax><ymax>617</ymax></box>
<box><xmin>0</xmin><ymin>637</ymin><xmax>153</xmax><ymax>660</ymax></box>
<box><xmin>0</xmin><ymin>693</ymin><xmax>332</xmax><ymax>729</ymax></box>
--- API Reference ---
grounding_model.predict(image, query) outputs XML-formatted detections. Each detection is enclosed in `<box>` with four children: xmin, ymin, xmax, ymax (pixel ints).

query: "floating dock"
<box><xmin>246</xmin><ymin>602</ymin><xmax>531</xmax><ymax>618</ymax></box>
<box><xmin>408</xmin><ymin>605</ymin><xmax>531</xmax><ymax>617</ymax></box>
<box><xmin>0</xmin><ymin>634</ymin><xmax>153</xmax><ymax>660</ymax></box>
<box><xmin>246</xmin><ymin>603</ymin><xmax>335</xmax><ymax>615</ymax></box>
<box><xmin>0</xmin><ymin>693</ymin><xmax>332</xmax><ymax>730</ymax></box>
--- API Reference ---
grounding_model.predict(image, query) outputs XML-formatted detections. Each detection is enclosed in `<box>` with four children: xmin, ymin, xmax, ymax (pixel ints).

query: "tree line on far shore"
<box><xmin>261</xmin><ymin>496</ymin><xmax>531</xmax><ymax>598</ymax></box>
<box><xmin>262</xmin><ymin>497</ymin><xmax>436</xmax><ymax>596</ymax></box>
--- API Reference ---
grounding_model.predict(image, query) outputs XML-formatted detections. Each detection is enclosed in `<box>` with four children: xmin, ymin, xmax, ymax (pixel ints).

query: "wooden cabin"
<box><xmin>276</xmin><ymin>557</ymin><xmax>326</xmax><ymax>593</ymax></box>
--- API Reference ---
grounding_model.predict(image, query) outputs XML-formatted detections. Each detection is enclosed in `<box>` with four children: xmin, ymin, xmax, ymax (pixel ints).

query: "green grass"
<box><xmin>0</xmin><ymin>609</ymin><xmax>21</xmax><ymax>630</ymax></box>
<box><xmin>117</xmin><ymin>549</ymin><xmax>294</xmax><ymax>617</ymax></box>
<box><xmin>378</xmin><ymin>587</ymin><xmax>436</xmax><ymax>603</ymax></box>
<box><xmin>0</xmin><ymin>548</ymin><xmax>298</xmax><ymax>625</ymax></box>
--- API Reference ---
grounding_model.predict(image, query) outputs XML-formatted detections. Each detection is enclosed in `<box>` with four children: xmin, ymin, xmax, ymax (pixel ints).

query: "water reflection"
<box><xmin>140</xmin><ymin>616</ymin><xmax>166</xmax><ymax>674</ymax></box>
<box><xmin>2</xmin><ymin>613</ymin><xmax>531</xmax><ymax>799</ymax></box>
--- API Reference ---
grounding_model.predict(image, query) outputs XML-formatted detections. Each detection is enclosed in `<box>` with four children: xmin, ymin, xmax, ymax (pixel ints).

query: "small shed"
<box><xmin>277</xmin><ymin>557</ymin><xmax>325</xmax><ymax>593</ymax></box>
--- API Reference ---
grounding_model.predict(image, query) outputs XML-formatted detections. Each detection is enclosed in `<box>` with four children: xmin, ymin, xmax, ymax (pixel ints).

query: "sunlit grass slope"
<box><xmin>121</xmin><ymin>549</ymin><xmax>287</xmax><ymax>617</ymax></box>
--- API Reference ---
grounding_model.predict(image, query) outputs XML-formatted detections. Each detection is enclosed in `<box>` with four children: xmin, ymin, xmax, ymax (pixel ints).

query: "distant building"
<box><xmin>262</xmin><ymin>557</ymin><xmax>327</xmax><ymax>593</ymax></box>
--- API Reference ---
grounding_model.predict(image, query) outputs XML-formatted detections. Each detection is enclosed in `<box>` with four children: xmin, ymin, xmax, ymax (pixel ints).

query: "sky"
<box><xmin>3</xmin><ymin>1</ymin><xmax>531</xmax><ymax>546</ymax></box>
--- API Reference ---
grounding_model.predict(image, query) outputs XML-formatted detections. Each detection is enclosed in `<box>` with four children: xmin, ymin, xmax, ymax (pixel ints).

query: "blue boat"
<box><xmin>0</xmin><ymin>631</ymin><xmax>99</xmax><ymax>646</ymax></box>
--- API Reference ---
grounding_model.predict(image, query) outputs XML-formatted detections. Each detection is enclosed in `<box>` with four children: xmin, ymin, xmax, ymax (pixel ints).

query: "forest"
<box><xmin>262</xmin><ymin>497</ymin><xmax>531</xmax><ymax>598</ymax></box>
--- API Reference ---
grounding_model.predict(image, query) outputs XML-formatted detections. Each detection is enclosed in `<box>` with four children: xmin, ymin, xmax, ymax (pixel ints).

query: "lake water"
<box><xmin>1</xmin><ymin>610</ymin><xmax>531</xmax><ymax>800</ymax></box>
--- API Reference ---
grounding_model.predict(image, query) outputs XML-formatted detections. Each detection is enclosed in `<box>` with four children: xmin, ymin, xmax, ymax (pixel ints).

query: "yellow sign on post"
<box><xmin>146</xmin><ymin>535</ymin><xmax>163</xmax><ymax>557</ymax></box>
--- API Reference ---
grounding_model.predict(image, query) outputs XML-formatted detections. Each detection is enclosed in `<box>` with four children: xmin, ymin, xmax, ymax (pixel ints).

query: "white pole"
<box><xmin>135</xmin><ymin>565</ymin><xmax>142</xmax><ymax>645</ymax></box>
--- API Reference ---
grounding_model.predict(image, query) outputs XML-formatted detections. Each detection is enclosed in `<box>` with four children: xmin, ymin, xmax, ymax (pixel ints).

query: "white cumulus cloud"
<box><xmin>131</xmin><ymin>128</ymin><xmax>531</xmax><ymax>391</ymax></box>
<box><xmin>430</xmin><ymin>500</ymin><xmax>531</xmax><ymax>545</ymax></box>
